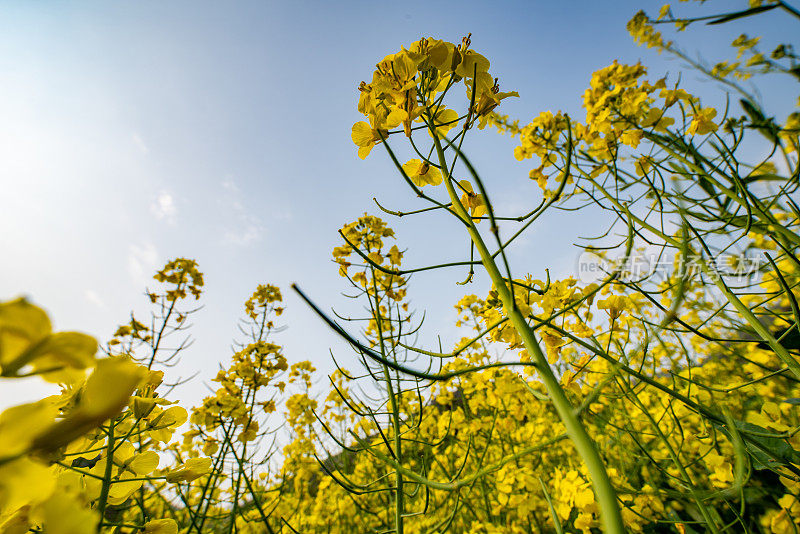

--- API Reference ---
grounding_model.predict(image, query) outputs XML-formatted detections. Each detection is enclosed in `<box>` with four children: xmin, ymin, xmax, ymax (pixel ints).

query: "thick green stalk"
<box><xmin>388</xmin><ymin>368</ymin><xmax>404</xmax><ymax>534</ymax></box>
<box><xmin>370</xmin><ymin>273</ymin><xmax>404</xmax><ymax>534</ymax></box>
<box><xmin>431</xmin><ymin>135</ymin><xmax>626</xmax><ymax>534</ymax></box>
<box><xmin>96</xmin><ymin>421</ymin><xmax>116</xmax><ymax>531</ymax></box>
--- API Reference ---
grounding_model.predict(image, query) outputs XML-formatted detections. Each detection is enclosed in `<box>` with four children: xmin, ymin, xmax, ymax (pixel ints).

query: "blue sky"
<box><xmin>1</xmin><ymin>1</ymin><xmax>797</xmax><ymax>407</ymax></box>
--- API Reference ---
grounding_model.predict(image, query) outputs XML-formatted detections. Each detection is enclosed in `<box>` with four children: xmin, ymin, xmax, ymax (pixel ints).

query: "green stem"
<box><xmin>96</xmin><ymin>421</ymin><xmax>116</xmax><ymax>531</ymax></box>
<box><xmin>431</xmin><ymin>133</ymin><xmax>626</xmax><ymax>534</ymax></box>
<box><xmin>370</xmin><ymin>271</ymin><xmax>404</xmax><ymax>534</ymax></box>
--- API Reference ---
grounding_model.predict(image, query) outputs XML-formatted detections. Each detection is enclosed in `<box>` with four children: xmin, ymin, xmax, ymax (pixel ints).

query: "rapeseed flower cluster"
<box><xmin>3</xmin><ymin>2</ymin><xmax>800</xmax><ymax>533</ymax></box>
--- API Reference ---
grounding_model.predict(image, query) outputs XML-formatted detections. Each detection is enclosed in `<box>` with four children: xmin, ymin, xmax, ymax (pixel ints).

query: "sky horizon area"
<box><xmin>1</xmin><ymin>1</ymin><xmax>797</xmax><ymax>409</ymax></box>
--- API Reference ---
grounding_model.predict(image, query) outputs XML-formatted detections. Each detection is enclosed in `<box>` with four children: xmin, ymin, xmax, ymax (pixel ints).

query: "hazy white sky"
<box><xmin>1</xmin><ymin>1</ymin><xmax>796</xmax><ymax>408</ymax></box>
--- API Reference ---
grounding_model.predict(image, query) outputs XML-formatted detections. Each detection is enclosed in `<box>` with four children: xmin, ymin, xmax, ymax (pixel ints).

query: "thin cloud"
<box><xmin>128</xmin><ymin>242</ymin><xmax>159</xmax><ymax>287</ymax></box>
<box><xmin>151</xmin><ymin>190</ymin><xmax>177</xmax><ymax>223</ymax></box>
<box><xmin>84</xmin><ymin>289</ymin><xmax>107</xmax><ymax>309</ymax></box>
<box><xmin>219</xmin><ymin>178</ymin><xmax>264</xmax><ymax>246</ymax></box>
<box><xmin>132</xmin><ymin>133</ymin><xmax>149</xmax><ymax>154</ymax></box>
<box><xmin>270</xmin><ymin>206</ymin><xmax>293</xmax><ymax>221</ymax></box>
<box><xmin>221</xmin><ymin>178</ymin><xmax>240</xmax><ymax>194</ymax></box>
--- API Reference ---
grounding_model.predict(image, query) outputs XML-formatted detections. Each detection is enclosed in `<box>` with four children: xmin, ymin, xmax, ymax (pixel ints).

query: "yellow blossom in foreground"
<box><xmin>351</xmin><ymin>121</ymin><xmax>388</xmax><ymax>159</ymax></box>
<box><xmin>402</xmin><ymin>159</ymin><xmax>443</xmax><ymax>187</ymax></box>
<box><xmin>144</xmin><ymin>519</ymin><xmax>179</xmax><ymax>534</ymax></box>
<box><xmin>687</xmin><ymin>107</ymin><xmax>718</xmax><ymax>136</ymax></box>
<box><xmin>458</xmin><ymin>180</ymin><xmax>487</xmax><ymax>221</ymax></box>
<box><xmin>165</xmin><ymin>457</ymin><xmax>213</xmax><ymax>483</ymax></box>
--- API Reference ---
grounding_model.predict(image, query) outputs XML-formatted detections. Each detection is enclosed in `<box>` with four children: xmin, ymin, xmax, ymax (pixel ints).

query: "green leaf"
<box><xmin>707</xmin><ymin>5</ymin><xmax>779</xmax><ymax>25</ymax></box>
<box><xmin>715</xmin><ymin>419</ymin><xmax>800</xmax><ymax>471</ymax></box>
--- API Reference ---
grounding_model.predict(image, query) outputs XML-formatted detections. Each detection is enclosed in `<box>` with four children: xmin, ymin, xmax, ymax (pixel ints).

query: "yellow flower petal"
<box><xmin>0</xmin><ymin>457</ymin><xmax>56</xmax><ymax>513</ymax></box>
<box><xmin>165</xmin><ymin>457</ymin><xmax>213</xmax><ymax>483</ymax></box>
<box><xmin>144</xmin><ymin>519</ymin><xmax>178</xmax><ymax>534</ymax></box>
<box><xmin>0</xmin><ymin>400</ymin><xmax>58</xmax><ymax>459</ymax></box>
<box><xmin>129</xmin><ymin>451</ymin><xmax>160</xmax><ymax>475</ymax></box>
<box><xmin>39</xmin><ymin>491</ymin><xmax>98</xmax><ymax>534</ymax></box>
<box><xmin>0</xmin><ymin>298</ymin><xmax>52</xmax><ymax>372</ymax></box>
<box><xmin>31</xmin><ymin>358</ymin><xmax>146</xmax><ymax>454</ymax></box>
